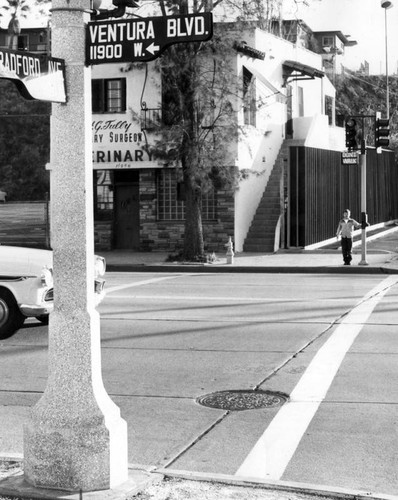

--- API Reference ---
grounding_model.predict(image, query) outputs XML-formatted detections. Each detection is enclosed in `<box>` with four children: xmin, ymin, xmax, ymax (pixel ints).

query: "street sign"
<box><xmin>0</xmin><ymin>48</ymin><xmax>66</xmax><ymax>103</ymax></box>
<box><xmin>86</xmin><ymin>12</ymin><xmax>213</xmax><ymax>65</ymax></box>
<box><xmin>341</xmin><ymin>151</ymin><xmax>358</xmax><ymax>165</ymax></box>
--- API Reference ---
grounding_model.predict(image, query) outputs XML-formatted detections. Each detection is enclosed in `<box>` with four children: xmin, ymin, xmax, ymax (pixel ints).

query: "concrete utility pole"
<box><xmin>24</xmin><ymin>0</ymin><xmax>128</xmax><ymax>492</ymax></box>
<box><xmin>358</xmin><ymin>140</ymin><xmax>368</xmax><ymax>266</ymax></box>
<box><xmin>381</xmin><ymin>0</ymin><xmax>393</xmax><ymax>119</ymax></box>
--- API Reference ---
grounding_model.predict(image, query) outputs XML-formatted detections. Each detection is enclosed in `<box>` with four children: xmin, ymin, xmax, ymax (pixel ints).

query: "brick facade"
<box><xmin>94</xmin><ymin>169</ymin><xmax>235</xmax><ymax>254</ymax></box>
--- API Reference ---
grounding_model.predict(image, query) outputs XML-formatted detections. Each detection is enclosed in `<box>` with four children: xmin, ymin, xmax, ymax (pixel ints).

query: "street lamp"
<box><xmin>381</xmin><ymin>0</ymin><xmax>393</xmax><ymax>118</ymax></box>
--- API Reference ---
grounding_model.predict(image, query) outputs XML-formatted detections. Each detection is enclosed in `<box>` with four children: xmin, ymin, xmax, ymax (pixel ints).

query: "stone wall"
<box><xmin>94</xmin><ymin>220</ymin><xmax>112</xmax><ymax>251</ymax></box>
<box><xmin>94</xmin><ymin>170</ymin><xmax>235</xmax><ymax>254</ymax></box>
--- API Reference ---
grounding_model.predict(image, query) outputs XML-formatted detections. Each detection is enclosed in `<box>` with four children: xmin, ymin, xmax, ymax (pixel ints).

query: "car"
<box><xmin>0</xmin><ymin>246</ymin><xmax>106</xmax><ymax>339</ymax></box>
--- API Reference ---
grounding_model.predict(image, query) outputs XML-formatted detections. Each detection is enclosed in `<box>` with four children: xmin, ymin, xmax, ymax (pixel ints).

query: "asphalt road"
<box><xmin>0</xmin><ymin>272</ymin><xmax>397</xmax><ymax>496</ymax></box>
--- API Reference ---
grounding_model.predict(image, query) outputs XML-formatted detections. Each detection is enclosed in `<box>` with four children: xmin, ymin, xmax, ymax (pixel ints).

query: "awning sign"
<box><xmin>0</xmin><ymin>48</ymin><xmax>66</xmax><ymax>103</ymax></box>
<box><xmin>86</xmin><ymin>12</ymin><xmax>213</xmax><ymax>65</ymax></box>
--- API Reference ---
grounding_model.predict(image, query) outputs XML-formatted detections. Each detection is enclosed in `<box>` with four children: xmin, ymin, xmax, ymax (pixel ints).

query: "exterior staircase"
<box><xmin>243</xmin><ymin>142</ymin><xmax>289</xmax><ymax>253</ymax></box>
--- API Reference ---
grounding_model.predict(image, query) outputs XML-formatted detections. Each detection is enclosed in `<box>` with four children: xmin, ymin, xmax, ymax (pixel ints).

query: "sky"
<box><xmin>1</xmin><ymin>0</ymin><xmax>397</xmax><ymax>75</ymax></box>
<box><xmin>285</xmin><ymin>0</ymin><xmax>398</xmax><ymax>75</ymax></box>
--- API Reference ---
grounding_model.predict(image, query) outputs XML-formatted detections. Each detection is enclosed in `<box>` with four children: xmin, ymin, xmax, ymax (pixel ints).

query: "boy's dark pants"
<box><xmin>341</xmin><ymin>237</ymin><xmax>353</xmax><ymax>264</ymax></box>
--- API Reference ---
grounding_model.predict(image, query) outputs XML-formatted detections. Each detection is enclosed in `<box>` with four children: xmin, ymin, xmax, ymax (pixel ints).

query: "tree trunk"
<box><xmin>8</xmin><ymin>17</ymin><xmax>20</xmax><ymax>49</ymax></box>
<box><xmin>178</xmin><ymin>44</ymin><xmax>205</xmax><ymax>261</ymax></box>
<box><xmin>182</xmin><ymin>155</ymin><xmax>205</xmax><ymax>260</ymax></box>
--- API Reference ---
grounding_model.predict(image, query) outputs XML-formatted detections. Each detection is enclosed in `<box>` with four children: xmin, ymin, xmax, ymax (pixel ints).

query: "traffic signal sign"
<box><xmin>345</xmin><ymin>117</ymin><xmax>358</xmax><ymax>151</ymax></box>
<box><xmin>375</xmin><ymin>116</ymin><xmax>390</xmax><ymax>150</ymax></box>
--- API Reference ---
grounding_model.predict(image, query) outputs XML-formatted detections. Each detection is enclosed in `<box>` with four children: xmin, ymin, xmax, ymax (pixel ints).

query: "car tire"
<box><xmin>0</xmin><ymin>289</ymin><xmax>26</xmax><ymax>340</ymax></box>
<box><xmin>37</xmin><ymin>315</ymin><xmax>49</xmax><ymax>325</ymax></box>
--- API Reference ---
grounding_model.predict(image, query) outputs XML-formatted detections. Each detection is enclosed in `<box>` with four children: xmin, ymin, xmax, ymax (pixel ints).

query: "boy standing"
<box><xmin>336</xmin><ymin>209</ymin><xmax>361</xmax><ymax>265</ymax></box>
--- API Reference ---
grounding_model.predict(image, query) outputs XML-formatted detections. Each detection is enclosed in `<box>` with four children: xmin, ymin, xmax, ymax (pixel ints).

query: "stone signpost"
<box><xmin>9</xmin><ymin>2</ymin><xmax>213</xmax><ymax>494</ymax></box>
<box><xmin>23</xmin><ymin>0</ymin><xmax>128</xmax><ymax>492</ymax></box>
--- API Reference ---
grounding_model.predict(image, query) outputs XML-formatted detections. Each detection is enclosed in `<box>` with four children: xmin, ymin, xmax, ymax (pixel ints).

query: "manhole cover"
<box><xmin>196</xmin><ymin>390</ymin><xmax>288</xmax><ymax>411</ymax></box>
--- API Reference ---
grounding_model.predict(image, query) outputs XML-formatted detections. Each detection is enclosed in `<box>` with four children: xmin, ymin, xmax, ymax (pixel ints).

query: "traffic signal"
<box><xmin>375</xmin><ymin>115</ymin><xmax>390</xmax><ymax>150</ymax></box>
<box><xmin>345</xmin><ymin>117</ymin><xmax>358</xmax><ymax>151</ymax></box>
<box><xmin>91</xmin><ymin>0</ymin><xmax>139</xmax><ymax>20</ymax></box>
<box><xmin>112</xmin><ymin>0</ymin><xmax>139</xmax><ymax>8</ymax></box>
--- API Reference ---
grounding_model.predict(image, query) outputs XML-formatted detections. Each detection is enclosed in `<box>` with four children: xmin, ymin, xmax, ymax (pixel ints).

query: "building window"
<box><xmin>157</xmin><ymin>169</ymin><xmax>217</xmax><ymax>221</ymax></box>
<box><xmin>36</xmin><ymin>31</ymin><xmax>48</xmax><ymax>52</ymax></box>
<box><xmin>17</xmin><ymin>35</ymin><xmax>28</xmax><ymax>50</ymax></box>
<box><xmin>298</xmin><ymin>86</ymin><xmax>304</xmax><ymax>117</ymax></box>
<box><xmin>322</xmin><ymin>36</ymin><xmax>334</xmax><ymax>48</ymax></box>
<box><xmin>243</xmin><ymin>67</ymin><xmax>256</xmax><ymax>126</ymax></box>
<box><xmin>325</xmin><ymin>95</ymin><xmax>334</xmax><ymax>125</ymax></box>
<box><xmin>92</xmin><ymin>79</ymin><xmax>126</xmax><ymax>113</ymax></box>
<box><xmin>94</xmin><ymin>170</ymin><xmax>114</xmax><ymax>220</ymax></box>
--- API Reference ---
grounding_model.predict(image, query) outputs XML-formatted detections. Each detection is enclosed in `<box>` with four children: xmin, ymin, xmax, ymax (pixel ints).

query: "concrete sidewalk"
<box><xmin>103</xmin><ymin>228</ymin><xmax>398</xmax><ymax>274</ymax></box>
<box><xmin>103</xmin><ymin>248</ymin><xmax>398</xmax><ymax>273</ymax></box>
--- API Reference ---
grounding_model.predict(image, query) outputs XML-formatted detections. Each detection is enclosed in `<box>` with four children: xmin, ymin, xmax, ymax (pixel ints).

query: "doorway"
<box><xmin>114</xmin><ymin>170</ymin><xmax>140</xmax><ymax>250</ymax></box>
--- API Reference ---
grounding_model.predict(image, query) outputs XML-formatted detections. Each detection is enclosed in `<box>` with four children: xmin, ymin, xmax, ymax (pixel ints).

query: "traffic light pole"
<box><xmin>358</xmin><ymin>140</ymin><xmax>368</xmax><ymax>266</ymax></box>
<box><xmin>344</xmin><ymin>114</ymin><xmax>390</xmax><ymax>266</ymax></box>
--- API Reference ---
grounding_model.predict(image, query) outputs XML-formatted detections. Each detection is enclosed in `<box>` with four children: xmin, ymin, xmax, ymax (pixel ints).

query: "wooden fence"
<box><xmin>288</xmin><ymin>147</ymin><xmax>398</xmax><ymax>247</ymax></box>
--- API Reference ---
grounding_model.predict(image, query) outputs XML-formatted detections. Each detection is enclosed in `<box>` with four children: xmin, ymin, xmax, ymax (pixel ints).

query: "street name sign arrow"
<box><xmin>146</xmin><ymin>42</ymin><xmax>160</xmax><ymax>55</ymax></box>
<box><xmin>86</xmin><ymin>12</ymin><xmax>213</xmax><ymax>65</ymax></box>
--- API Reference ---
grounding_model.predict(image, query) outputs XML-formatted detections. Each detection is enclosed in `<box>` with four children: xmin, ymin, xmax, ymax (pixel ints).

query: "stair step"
<box><xmin>248</xmin><ymin>221</ymin><xmax>278</xmax><ymax>229</ymax></box>
<box><xmin>252</xmin><ymin>209</ymin><xmax>280</xmax><ymax>216</ymax></box>
<box><xmin>243</xmin><ymin>142</ymin><xmax>287</xmax><ymax>253</ymax></box>
<box><xmin>244</xmin><ymin>237</ymin><xmax>275</xmax><ymax>244</ymax></box>
<box><xmin>257</xmin><ymin>204</ymin><xmax>281</xmax><ymax>212</ymax></box>
<box><xmin>247</xmin><ymin>225</ymin><xmax>277</xmax><ymax>231</ymax></box>
<box><xmin>247</xmin><ymin>224</ymin><xmax>277</xmax><ymax>231</ymax></box>
<box><xmin>254</xmin><ymin>215</ymin><xmax>279</xmax><ymax>221</ymax></box>
<box><xmin>258</xmin><ymin>197</ymin><xmax>280</xmax><ymax>203</ymax></box>
<box><xmin>255</xmin><ymin>208</ymin><xmax>280</xmax><ymax>214</ymax></box>
<box><xmin>243</xmin><ymin>244</ymin><xmax>274</xmax><ymax>252</ymax></box>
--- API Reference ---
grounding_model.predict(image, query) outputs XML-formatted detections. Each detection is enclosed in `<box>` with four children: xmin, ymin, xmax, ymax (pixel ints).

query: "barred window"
<box><xmin>92</xmin><ymin>79</ymin><xmax>126</xmax><ymax>113</ymax></box>
<box><xmin>94</xmin><ymin>170</ymin><xmax>114</xmax><ymax>220</ymax></box>
<box><xmin>243</xmin><ymin>67</ymin><xmax>256</xmax><ymax>127</ymax></box>
<box><xmin>157</xmin><ymin>169</ymin><xmax>217</xmax><ymax>221</ymax></box>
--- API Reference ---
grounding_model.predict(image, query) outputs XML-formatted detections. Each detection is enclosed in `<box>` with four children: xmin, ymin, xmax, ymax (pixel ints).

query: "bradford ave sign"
<box><xmin>86</xmin><ymin>12</ymin><xmax>213</xmax><ymax>65</ymax></box>
<box><xmin>0</xmin><ymin>48</ymin><xmax>66</xmax><ymax>103</ymax></box>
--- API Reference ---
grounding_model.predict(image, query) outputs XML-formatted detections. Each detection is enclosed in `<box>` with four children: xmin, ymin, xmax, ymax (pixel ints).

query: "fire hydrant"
<box><xmin>225</xmin><ymin>236</ymin><xmax>234</xmax><ymax>264</ymax></box>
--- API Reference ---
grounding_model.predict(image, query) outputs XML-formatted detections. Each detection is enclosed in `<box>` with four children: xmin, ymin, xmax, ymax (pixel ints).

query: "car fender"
<box><xmin>0</xmin><ymin>276</ymin><xmax>44</xmax><ymax>316</ymax></box>
<box><xmin>0</xmin><ymin>276</ymin><xmax>33</xmax><ymax>300</ymax></box>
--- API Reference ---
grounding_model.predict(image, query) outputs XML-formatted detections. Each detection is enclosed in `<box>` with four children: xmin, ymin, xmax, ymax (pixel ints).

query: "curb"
<box><xmin>1</xmin><ymin>456</ymin><xmax>397</xmax><ymax>500</ymax></box>
<box><xmin>155</xmin><ymin>468</ymin><xmax>398</xmax><ymax>500</ymax></box>
<box><xmin>106</xmin><ymin>264</ymin><xmax>398</xmax><ymax>274</ymax></box>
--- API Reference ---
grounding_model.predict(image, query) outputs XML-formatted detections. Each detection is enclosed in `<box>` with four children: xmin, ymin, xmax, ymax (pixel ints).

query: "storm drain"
<box><xmin>196</xmin><ymin>390</ymin><xmax>288</xmax><ymax>411</ymax></box>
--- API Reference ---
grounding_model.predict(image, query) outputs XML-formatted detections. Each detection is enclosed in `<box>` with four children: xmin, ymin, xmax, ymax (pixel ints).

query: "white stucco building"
<box><xmin>0</xmin><ymin>16</ymin><xmax>353</xmax><ymax>253</ymax></box>
<box><xmin>88</xmin><ymin>18</ymin><xmax>348</xmax><ymax>253</ymax></box>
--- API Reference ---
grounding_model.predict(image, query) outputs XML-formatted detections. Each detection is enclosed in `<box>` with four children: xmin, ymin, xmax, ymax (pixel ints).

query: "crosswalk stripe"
<box><xmin>235</xmin><ymin>276</ymin><xmax>398</xmax><ymax>480</ymax></box>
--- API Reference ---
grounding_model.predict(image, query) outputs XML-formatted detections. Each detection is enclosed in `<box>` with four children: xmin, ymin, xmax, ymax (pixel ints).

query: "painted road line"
<box><xmin>104</xmin><ymin>295</ymin><xmax>345</xmax><ymax>302</ymax></box>
<box><xmin>235</xmin><ymin>276</ymin><xmax>398</xmax><ymax>480</ymax></box>
<box><xmin>104</xmin><ymin>275</ymin><xmax>184</xmax><ymax>295</ymax></box>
